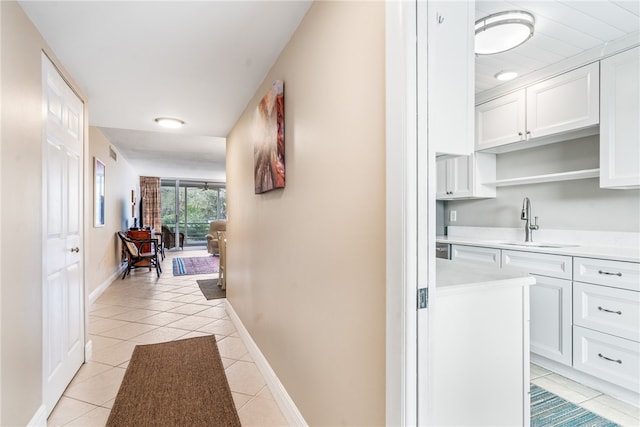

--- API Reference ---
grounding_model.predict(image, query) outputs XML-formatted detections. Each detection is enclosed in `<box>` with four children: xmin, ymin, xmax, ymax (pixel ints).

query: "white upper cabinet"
<box><xmin>436</xmin><ymin>156</ymin><xmax>472</xmax><ymax>199</ymax></box>
<box><xmin>426</xmin><ymin>1</ymin><xmax>474</xmax><ymax>156</ymax></box>
<box><xmin>436</xmin><ymin>152</ymin><xmax>496</xmax><ymax>200</ymax></box>
<box><xmin>475</xmin><ymin>90</ymin><xmax>526</xmax><ymax>150</ymax></box>
<box><xmin>526</xmin><ymin>62</ymin><xmax>599</xmax><ymax>139</ymax></box>
<box><xmin>600</xmin><ymin>46</ymin><xmax>640</xmax><ymax>189</ymax></box>
<box><xmin>475</xmin><ymin>63</ymin><xmax>600</xmax><ymax>153</ymax></box>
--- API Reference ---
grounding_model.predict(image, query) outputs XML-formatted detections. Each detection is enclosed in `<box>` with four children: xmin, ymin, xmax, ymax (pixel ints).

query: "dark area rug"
<box><xmin>197</xmin><ymin>278</ymin><xmax>226</xmax><ymax>300</ymax></box>
<box><xmin>172</xmin><ymin>255</ymin><xmax>219</xmax><ymax>276</ymax></box>
<box><xmin>106</xmin><ymin>336</ymin><xmax>240</xmax><ymax>427</ymax></box>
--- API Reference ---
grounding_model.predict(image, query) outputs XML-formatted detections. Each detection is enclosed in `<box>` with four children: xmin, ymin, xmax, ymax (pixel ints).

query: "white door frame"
<box><xmin>386</xmin><ymin>1</ymin><xmax>435</xmax><ymax>424</ymax></box>
<box><xmin>385</xmin><ymin>1</ymin><xmax>420</xmax><ymax>424</ymax></box>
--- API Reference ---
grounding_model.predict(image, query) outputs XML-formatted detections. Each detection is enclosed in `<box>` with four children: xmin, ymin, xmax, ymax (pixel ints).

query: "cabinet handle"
<box><xmin>598</xmin><ymin>353</ymin><xmax>622</xmax><ymax>364</ymax></box>
<box><xmin>525</xmin><ymin>131</ymin><xmax>531</xmax><ymax>140</ymax></box>
<box><xmin>598</xmin><ymin>270</ymin><xmax>622</xmax><ymax>277</ymax></box>
<box><xmin>436</xmin><ymin>13</ymin><xmax>444</xmax><ymax>24</ymax></box>
<box><xmin>518</xmin><ymin>132</ymin><xmax>523</xmax><ymax>140</ymax></box>
<box><xmin>598</xmin><ymin>306</ymin><xmax>622</xmax><ymax>315</ymax></box>
<box><xmin>70</xmin><ymin>247</ymin><xmax>80</xmax><ymax>253</ymax></box>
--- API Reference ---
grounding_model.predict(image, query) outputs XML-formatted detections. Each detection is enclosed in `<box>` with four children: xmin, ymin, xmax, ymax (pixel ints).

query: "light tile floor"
<box><xmin>531</xmin><ymin>363</ymin><xmax>640</xmax><ymax>426</ymax></box>
<box><xmin>47</xmin><ymin>248</ymin><xmax>288</xmax><ymax>427</ymax></box>
<box><xmin>47</xmin><ymin>248</ymin><xmax>640</xmax><ymax>426</ymax></box>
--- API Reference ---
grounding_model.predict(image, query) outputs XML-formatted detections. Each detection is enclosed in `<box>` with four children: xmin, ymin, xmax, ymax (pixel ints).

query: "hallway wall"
<box><xmin>226</xmin><ymin>2</ymin><xmax>386</xmax><ymax>425</ymax></box>
<box><xmin>87</xmin><ymin>127</ymin><xmax>139</xmax><ymax>300</ymax></box>
<box><xmin>0</xmin><ymin>1</ymin><xmax>87</xmax><ymax>424</ymax></box>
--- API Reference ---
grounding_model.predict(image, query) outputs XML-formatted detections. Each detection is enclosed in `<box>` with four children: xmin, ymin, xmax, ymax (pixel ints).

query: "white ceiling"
<box><xmin>19</xmin><ymin>0</ymin><xmax>312</xmax><ymax>181</ymax></box>
<box><xmin>475</xmin><ymin>0</ymin><xmax>640</xmax><ymax>93</ymax></box>
<box><xmin>18</xmin><ymin>1</ymin><xmax>640</xmax><ymax>182</ymax></box>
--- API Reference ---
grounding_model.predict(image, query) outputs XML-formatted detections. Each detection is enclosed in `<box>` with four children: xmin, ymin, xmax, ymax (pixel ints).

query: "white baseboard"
<box><xmin>27</xmin><ymin>405</ymin><xmax>47</xmax><ymax>427</ymax></box>
<box><xmin>88</xmin><ymin>264</ymin><xmax>126</xmax><ymax>305</ymax></box>
<box><xmin>85</xmin><ymin>338</ymin><xmax>93</xmax><ymax>362</ymax></box>
<box><xmin>226</xmin><ymin>301</ymin><xmax>308</xmax><ymax>427</ymax></box>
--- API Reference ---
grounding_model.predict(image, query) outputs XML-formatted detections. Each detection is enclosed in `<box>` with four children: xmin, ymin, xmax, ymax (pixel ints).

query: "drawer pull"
<box><xmin>598</xmin><ymin>306</ymin><xmax>622</xmax><ymax>315</ymax></box>
<box><xmin>598</xmin><ymin>353</ymin><xmax>622</xmax><ymax>364</ymax></box>
<box><xmin>598</xmin><ymin>270</ymin><xmax>622</xmax><ymax>277</ymax></box>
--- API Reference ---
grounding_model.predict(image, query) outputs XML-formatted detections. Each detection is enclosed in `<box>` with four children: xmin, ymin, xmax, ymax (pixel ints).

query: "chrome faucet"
<box><xmin>521</xmin><ymin>197</ymin><xmax>539</xmax><ymax>242</ymax></box>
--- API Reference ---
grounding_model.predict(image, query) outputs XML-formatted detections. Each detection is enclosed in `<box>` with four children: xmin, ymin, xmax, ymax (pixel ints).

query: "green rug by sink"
<box><xmin>530</xmin><ymin>384</ymin><xmax>618</xmax><ymax>426</ymax></box>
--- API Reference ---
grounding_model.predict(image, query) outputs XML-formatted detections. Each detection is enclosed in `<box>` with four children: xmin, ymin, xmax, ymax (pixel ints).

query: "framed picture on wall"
<box><xmin>94</xmin><ymin>157</ymin><xmax>106</xmax><ymax>227</ymax></box>
<box><xmin>254</xmin><ymin>80</ymin><xmax>285</xmax><ymax>194</ymax></box>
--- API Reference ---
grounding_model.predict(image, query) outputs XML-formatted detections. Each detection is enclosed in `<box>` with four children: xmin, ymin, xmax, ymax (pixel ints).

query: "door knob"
<box><xmin>70</xmin><ymin>247</ymin><xmax>80</xmax><ymax>253</ymax></box>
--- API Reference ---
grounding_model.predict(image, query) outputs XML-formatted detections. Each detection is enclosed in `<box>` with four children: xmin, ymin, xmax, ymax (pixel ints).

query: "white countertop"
<box><xmin>436</xmin><ymin>258</ymin><xmax>535</xmax><ymax>293</ymax></box>
<box><xmin>436</xmin><ymin>235</ymin><xmax>640</xmax><ymax>263</ymax></box>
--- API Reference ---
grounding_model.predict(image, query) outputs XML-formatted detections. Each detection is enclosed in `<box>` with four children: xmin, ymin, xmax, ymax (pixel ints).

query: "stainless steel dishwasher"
<box><xmin>435</xmin><ymin>242</ymin><xmax>450</xmax><ymax>259</ymax></box>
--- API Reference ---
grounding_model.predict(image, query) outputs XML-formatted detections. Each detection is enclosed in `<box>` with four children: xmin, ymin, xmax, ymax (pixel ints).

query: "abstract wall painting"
<box><xmin>254</xmin><ymin>80</ymin><xmax>285</xmax><ymax>194</ymax></box>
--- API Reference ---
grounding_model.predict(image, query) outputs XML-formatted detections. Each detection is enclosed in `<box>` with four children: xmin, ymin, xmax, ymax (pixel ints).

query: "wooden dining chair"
<box><xmin>117</xmin><ymin>231</ymin><xmax>162</xmax><ymax>279</ymax></box>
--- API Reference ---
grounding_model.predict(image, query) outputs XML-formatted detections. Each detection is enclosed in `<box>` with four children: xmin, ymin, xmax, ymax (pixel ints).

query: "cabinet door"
<box><xmin>428</xmin><ymin>1</ymin><xmax>474</xmax><ymax>156</ymax></box>
<box><xmin>475</xmin><ymin>90</ymin><xmax>526</xmax><ymax>150</ymax></box>
<box><xmin>530</xmin><ymin>275</ymin><xmax>573</xmax><ymax>366</ymax></box>
<box><xmin>526</xmin><ymin>62</ymin><xmax>599</xmax><ymax>139</ymax></box>
<box><xmin>435</xmin><ymin>157</ymin><xmax>450</xmax><ymax>199</ymax></box>
<box><xmin>600</xmin><ymin>46</ymin><xmax>640</xmax><ymax>189</ymax></box>
<box><xmin>450</xmin><ymin>155</ymin><xmax>472</xmax><ymax>197</ymax></box>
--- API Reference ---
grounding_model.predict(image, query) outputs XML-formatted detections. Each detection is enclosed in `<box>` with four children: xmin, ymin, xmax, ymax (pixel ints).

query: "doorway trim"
<box><xmin>385</xmin><ymin>1</ymin><xmax>419</xmax><ymax>425</ymax></box>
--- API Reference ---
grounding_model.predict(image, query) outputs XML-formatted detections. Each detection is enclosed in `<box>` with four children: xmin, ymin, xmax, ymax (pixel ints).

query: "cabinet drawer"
<box><xmin>451</xmin><ymin>245</ymin><xmax>501</xmax><ymax>267</ymax></box>
<box><xmin>502</xmin><ymin>250</ymin><xmax>572</xmax><ymax>280</ymax></box>
<box><xmin>574</xmin><ymin>257</ymin><xmax>640</xmax><ymax>291</ymax></box>
<box><xmin>573</xmin><ymin>326</ymin><xmax>639</xmax><ymax>393</ymax></box>
<box><xmin>574</xmin><ymin>282</ymin><xmax>640</xmax><ymax>342</ymax></box>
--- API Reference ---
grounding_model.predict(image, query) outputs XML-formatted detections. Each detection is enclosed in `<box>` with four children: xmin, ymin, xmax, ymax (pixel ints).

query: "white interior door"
<box><xmin>42</xmin><ymin>53</ymin><xmax>85</xmax><ymax>415</ymax></box>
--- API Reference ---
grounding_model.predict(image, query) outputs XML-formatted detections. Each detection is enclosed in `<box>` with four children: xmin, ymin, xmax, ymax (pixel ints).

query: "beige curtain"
<box><xmin>140</xmin><ymin>176</ymin><xmax>162</xmax><ymax>231</ymax></box>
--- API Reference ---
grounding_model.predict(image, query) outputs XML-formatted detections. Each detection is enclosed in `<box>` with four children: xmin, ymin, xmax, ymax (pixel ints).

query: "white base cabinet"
<box><xmin>443</xmin><ymin>241</ymin><xmax>640</xmax><ymax>402</ymax></box>
<box><xmin>529</xmin><ymin>275</ymin><xmax>573</xmax><ymax>365</ymax></box>
<box><xmin>502</xmin><ymin>250</ymin><xmax>574</xmax><ymax>366</ymax></box>
<box><xmin>433</xmin><ymin>279</ymin><xmax>530</xmax><ymax>426</ymax></box>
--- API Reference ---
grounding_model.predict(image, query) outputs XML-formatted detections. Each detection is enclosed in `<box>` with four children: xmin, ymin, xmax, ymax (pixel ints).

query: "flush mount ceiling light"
<box><xmin>154</xmin><ymin>117</ymin><xmax>185</xmax><ymax>129</ymax></box>
<box><xmin>475</xmin><ymin>11</ymin><xmax>535</xmax><ymax>55</ymax></box>
<box><xmin>495</xmin><ymin>70</ymin><xmax>519</xmax><ymax>81</ymax></box>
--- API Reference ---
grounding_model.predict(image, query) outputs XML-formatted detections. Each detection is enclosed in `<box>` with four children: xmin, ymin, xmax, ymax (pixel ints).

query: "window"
<box><xmin>161</xmin><ymin>179</ymin><xmax>226</xmax><ymax>246</ymax></box>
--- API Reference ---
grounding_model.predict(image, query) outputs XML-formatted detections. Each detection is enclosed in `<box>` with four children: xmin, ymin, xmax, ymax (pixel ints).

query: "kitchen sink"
<box><xmin>488</xmin><ymin>241</ymin><xmax>579</xmax><ymax>248</ymax></box>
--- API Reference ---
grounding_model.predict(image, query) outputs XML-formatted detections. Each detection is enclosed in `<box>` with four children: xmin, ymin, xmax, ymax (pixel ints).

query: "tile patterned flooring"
<box><xmin>530</xmin><ymin>364</ymin><xmax>640</xmax><ymax>426</ymax></box>
<box><xmin>47</xmin><ymin>249</ymin><xmax>288</xmax><ymax>427</ymax></box>
<box><xmin>48</xmin><ymin>248</ymin><xmax>639</xmax><ymax>426</ymax></box>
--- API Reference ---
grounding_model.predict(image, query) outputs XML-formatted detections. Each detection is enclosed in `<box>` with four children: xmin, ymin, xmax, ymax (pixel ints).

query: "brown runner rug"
<box><xmin>106</xmin><ymin>336</ymin><xmax>241</xmax><ymax>427</ymax></box>
<box><xmin>196</xmin><ymin>278</ymin><xmax>226</xmax><ymax>300</ymax></box>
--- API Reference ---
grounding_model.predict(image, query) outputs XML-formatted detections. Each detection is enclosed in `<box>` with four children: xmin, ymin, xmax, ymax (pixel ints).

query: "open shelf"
<box><xmin>491</xmin><ymin>168</ymin><xmax>600</xmax><ymax>187</ymax></box>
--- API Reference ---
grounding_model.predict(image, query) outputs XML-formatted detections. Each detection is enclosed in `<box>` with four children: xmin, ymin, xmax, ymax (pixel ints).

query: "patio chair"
<box><xmin>162</xmin><ymin>225</ymin><xmax>184</xmax><ymax>250</ymax></box>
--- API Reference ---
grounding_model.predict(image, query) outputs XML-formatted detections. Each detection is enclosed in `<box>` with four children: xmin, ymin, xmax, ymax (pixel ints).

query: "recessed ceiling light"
<box><xmin>475</xmin><ymin>11</ymin><xmax>535</xmax><ymax>55</ymax></box>
<box><xmin>495</xmin><ymin>71</ymin><xmax>519</xmax><ymax>81</ymax></box>
<box><xmin>154</xmin><ymin>117</ymin><xmax>185</xmax><ymax>129</ymax></box>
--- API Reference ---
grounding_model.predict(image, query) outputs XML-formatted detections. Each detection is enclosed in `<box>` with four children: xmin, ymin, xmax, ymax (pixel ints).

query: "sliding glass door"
<box><xmin>161</xmin><ymin>180</ymin><xmax>226</xmax><ymax>247</ymax></box>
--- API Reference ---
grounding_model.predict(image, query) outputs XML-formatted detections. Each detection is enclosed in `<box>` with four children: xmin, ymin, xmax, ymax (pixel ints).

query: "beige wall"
<box><xmin>0</xmin><ymin>2</ymin><xmax>87</xmax><ymax>424</ymax></box>
<box><xmin>446</xmin><ymin>136</ymin><xmax>640</xmax><ymax>232</ymax></box>
<box><xmin>226</xmin><ymin>2</ymin><xmax>386</xmax><ymax>425</ymax></box>
<box><xmin>87</xmin><ymin>127</ymin><xmax>139</xmax><ymax>298</ymax></box>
